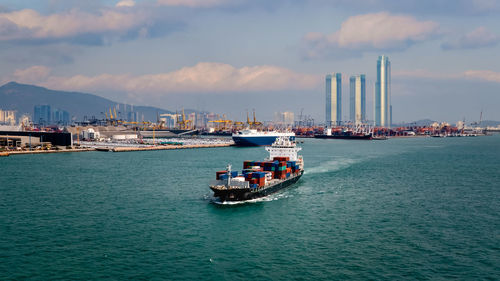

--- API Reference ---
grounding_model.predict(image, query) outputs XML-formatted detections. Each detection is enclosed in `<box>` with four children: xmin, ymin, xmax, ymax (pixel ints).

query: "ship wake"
<box><xmin>210</xmin><ymin>192</ymin><xmax>290</xmax><ymax>205</ymax></box>
<box><xmin>305</xmin><ymin>157</ymin><xmax>361</xmax><ymax>175</ymax></box>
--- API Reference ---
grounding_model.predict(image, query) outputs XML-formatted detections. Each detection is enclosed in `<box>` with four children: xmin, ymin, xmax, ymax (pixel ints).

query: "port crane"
<box><xmin>176</xmin><ymin>109</ymin><xmax>193</xmax><ymax>130</ymax></box>
<box><xmin>247</xmin><ymin>110</ymin><xmax>262</xmax><ymax>128</ymax></box>
<box><xmin>208</xmin><ymin>114</ymin><xmax>233</xmax><ymax>131</ymax></box>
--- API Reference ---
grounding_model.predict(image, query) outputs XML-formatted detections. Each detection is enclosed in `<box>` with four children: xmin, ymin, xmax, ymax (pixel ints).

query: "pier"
<box><xmin>105</xmin><ymin>143</ymin><xmax>232</xmax><ymax>152</ymax></box>
<box><xmin>1</xmin><ymin>140</ymin><xmax>233</xmax><ymax>156</ymax></box>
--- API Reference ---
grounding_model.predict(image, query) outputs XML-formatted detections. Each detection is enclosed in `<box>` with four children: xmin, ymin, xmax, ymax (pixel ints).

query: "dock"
<box><xmin>2</xmin><ymin>148</ymin><xmax>94</xmax><ymax>156</ymax></box>
<box><xmin>0</xmin><ymin>143</ymin><xmax>233</xmax><ymax>156</ymax></box>
<box><xmin>108</xmin><ymin>143</ymin><xmax>232</xmax><ymax>152</ymax></box>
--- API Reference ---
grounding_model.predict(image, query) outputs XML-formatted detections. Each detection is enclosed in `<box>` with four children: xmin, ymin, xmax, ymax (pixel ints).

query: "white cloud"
<box><xmin>441</xmin><ymin>26</ymin><xmax>500</xmax><ymax>50</ymax></box>
<box><xmin>157</xmin><ymin>0</ymin><xmax>229</xmax><ymax>8</ymax></box>
<box><xmin>7</xmin><ymin>62</ymin><xmax>320</xmax><ymax>95</ymax></box>
<box><xmin>303</xmin><ymin>12</ymin><xmax>439</xmax><ymax>58</ymax></box>
<box><xmin>12</xmin><ymin>65</ymin><xmax>52</xmax><ymax>84</ymax></box>
<box><xmin>393</xmin><ymin>69</ymin><xmax>461</xmax><ymax>80</ymax></box>
<box><xmin>0</xmin><ymin>8</ymin><xmax>151</xmax><ymax>42</ymax></box>
<box><xmin>116</xmin><ymin>0</ymin><xmax>136</xmax><ymax>7</ymax></box>
<box><xmin>394</xmin><ymin>69</ymin><xmax>500</xmax><ymax>84</ymax></box>
<box><xmin>464</xmin><ymin>70</ymin><xmax>500</xmax><ymax>83</ymax></box>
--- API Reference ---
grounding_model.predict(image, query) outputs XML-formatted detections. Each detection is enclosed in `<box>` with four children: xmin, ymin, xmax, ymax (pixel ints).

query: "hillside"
<box><xmin>0</xmin><ymin>82</ymin><xmax>174</xmax><ymax>121</ymax></box>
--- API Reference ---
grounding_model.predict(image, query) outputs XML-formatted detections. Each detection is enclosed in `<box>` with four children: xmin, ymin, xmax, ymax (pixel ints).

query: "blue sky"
<box><xmin>1</xmin><ymin>0</ymin><xmax>500</xmax><ymax>123</ymax></box>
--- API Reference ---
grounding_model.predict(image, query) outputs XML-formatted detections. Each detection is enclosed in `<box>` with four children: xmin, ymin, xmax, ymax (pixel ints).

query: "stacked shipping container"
<box><xmin>216</xmin><ymin>157</ymin><xmax>301</xmax><ymax>188</ymax></box>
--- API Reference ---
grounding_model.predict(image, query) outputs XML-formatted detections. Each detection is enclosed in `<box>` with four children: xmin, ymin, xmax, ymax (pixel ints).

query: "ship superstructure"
<box><xmin>315</xmin><ymin>125</ymin><xmax>372</xmax><ymax>140</ymax></box>
<box><xmin>210</xmin><ymin>136</ymin><xmax>304</xmax><ymax>202</ymax></box>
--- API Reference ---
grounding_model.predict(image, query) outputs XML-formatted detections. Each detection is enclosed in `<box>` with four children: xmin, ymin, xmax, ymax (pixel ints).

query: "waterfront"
<box><xmin>1</xmin><ymin>136</ymin><xmax>499</xmax><ymax>280</ymax></box>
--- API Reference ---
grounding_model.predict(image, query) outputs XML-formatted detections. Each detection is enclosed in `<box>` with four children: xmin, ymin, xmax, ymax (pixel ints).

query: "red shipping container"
<box><xmin>216</xmin><ymin>170</ymin><xmax>227</xmax><ymax>180</ymax></box>
<box><xmin>273</xmin><ymin>156</ymin><xmax>290</xmax><ymax>162</ymax></box>
<box><xmin>274</xmin><ymin>156</ymin><xmax>290</xmax><ymax>162</ymax></box>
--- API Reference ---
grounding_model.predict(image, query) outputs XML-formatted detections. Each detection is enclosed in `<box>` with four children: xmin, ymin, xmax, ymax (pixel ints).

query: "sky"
<box><xmin>1</xmin><ymin>0</ymin><xmax>500</xmax><ymax>123</ymax></box>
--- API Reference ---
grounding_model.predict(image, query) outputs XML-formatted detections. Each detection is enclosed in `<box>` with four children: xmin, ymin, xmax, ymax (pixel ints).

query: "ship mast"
<box><xmin>226</xmin><ymin>164</ymin><xmax>232</xmax><ymax>186</ymax></box>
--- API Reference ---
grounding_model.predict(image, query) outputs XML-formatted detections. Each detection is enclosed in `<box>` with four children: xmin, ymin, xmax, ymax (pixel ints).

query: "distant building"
<box><xmin>196</xmin><ymin>113</ymin><xmax>208</xmax><ymax>128</ymax></box>
<box><xmin>350</xmin><ymin>74</ymin><xmax>366</xmax><ymax>125</ymax></box>
<box><xmin>34</xmin><ymin>105</ymin><xmax>70</xmax><ymax>125</ymax></box>
<box><xmin>53</xmin><ymin>108</ymin><xmax>70</xmax><ymax>125</ymax></box>
<box><xmin>206</xmin><ymin>113</ymin><xmax>217</xmax><ymax>122</ymax></box>
<box><xmin>0</xmin><ymin>109</ymin><xmax>16</xmax><ymax>125</ymax></box>
<box><xmin>188</xmin><ymin>112</ymin><xmax>196</xmax><ymax>126</ymax></box>
<box><xmin>274</xmin><ymin>111</ymin><xmax>294</xmax><ymax>127</ymax></box>
<box><xmin>19</xmin><ymin>114</ymin><xmax>31</xmax><ymax>127</ymax></box>
<box><xmin>159</xmin><ymin>113</ymin><xmax>178</xmax><ymax>128</ymax></box>
<box><xmin>375</xmin><ymin>55</ymin><xmax>391</xmax><ymax>127</ymax></box>
<box><xmin>326</xmin><ymin>73</ymin><xmax>342</xmax><ymax>126</ymax></box>
<box><xmin>34</xmin><ymin>105</ymin><xmax>51</xmax><ymax>125</ymax></box>
<box><xmin>127</xmin><ymin>111</ymin><xmax>140</xmax><ymax>122</ymax></box>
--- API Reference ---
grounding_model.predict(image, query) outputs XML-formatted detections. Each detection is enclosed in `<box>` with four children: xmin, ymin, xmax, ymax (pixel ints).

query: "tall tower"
<box><xmin>375</xmin><ymin>55</ymin><xmax>391</xmax><ymax>127</ymax></box>
<box><xmin>325</xmin><ymin>73</ymin><xmax>342</xmax><ymax>127</ymax></box>
<box><xmin>350</xmin><ymin>74</ymin><xmax>366</xmax><ymax>125</ymax></box>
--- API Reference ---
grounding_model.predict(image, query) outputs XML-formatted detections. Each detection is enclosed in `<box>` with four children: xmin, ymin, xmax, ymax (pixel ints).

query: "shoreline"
<box><xmin>2</xmin><ymin>148</ymin><xmax>94</xmax><ymax>156</ymax></box>
<box><xmin>1</xmin><ymin>143</ymin><xmax>233</xmax><ymax>156</ymax></box>
<box><xmin>108</xmin><ymin>143</ymin><xmax>233</xmax><ymax>152</ymax></box>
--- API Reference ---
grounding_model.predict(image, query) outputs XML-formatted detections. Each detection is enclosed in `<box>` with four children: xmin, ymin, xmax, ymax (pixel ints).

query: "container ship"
<box><xmin>232</xmin><ymin>129</ymin><xmax>295</xmax><ymax>146</ymax></box>
<box><xmin>315</xmin><ymin>127</ymin><xmax>372</xmax><ymax>140</ymax></box>
<box><xmin>210</xmin><ymin>136</ymin><xmax>304</xmax><ymax>203</ymax></box>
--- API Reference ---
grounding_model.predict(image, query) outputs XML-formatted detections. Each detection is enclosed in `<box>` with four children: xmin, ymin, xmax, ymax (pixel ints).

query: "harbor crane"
<box><xmin>176</xmin><ymin>109</ymin><xmax>193</xmax><ymax>130</ymax></box>
<box><xmin>208</xmin><ymin>114</ymin><xmax>233</xmax><ymax>130</ymax></box>
<box><xmin>247</xmin><ymin>110</ymin><xmax>262</xmax><ymax>128</ymax></box>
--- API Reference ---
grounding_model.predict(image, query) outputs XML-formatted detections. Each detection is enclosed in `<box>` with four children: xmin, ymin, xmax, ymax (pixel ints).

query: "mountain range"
<box><xmin>0</xmin><ymin>82</ymin><xmax>176</xmax><ymax>121</ymax></box>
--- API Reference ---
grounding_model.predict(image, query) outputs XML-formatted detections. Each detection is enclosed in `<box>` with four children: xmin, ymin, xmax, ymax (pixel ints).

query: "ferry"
<box><xmin>232</xmin><ymin>129</ymin><xmax>295</xmax><ymax>146</ymax></box>
<box><xmin>210</xmin><ymin>136</ymin><xmax>304</xmax><ymax>202</ymax></box>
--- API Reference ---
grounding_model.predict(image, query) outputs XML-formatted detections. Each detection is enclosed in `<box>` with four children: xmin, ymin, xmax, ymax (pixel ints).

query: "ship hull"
<box><xmin>211</xmin><ymin>171</ymin><xmax>303</xmax><ymax>202</ymax></box>
<box><xmin>314</xmin><ymin>134</ymin><xmax>372</xmax><ymax>140</ymax></box>
<box><xmin>232</xmin><ymin>135</ymin><xmax>295</xmax><ymax>146</ymax></box>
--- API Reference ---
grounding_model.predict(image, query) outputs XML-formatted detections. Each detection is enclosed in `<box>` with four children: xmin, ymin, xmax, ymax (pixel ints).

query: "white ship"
<box><xmin>232</xmin><ymin>129</ymin><xmax>295</xmax><ymax>146</ymax></box>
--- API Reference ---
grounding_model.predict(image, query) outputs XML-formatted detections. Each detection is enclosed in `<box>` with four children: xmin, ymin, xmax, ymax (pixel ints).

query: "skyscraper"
<box><xmin>325</xmin><ymin>73</ymin><xmax>342</xmax><ymax>126</ymax></box>
<box><xmin>274</xmin><ymin>111</ymin><xmax>294</xmax><ymax>127</ymax></box>
<box><xmin>375</xmin><ymin>55</ymin><xmax>391</xmax><ymax>127</ymax></box>
<box><xmin>350</xmin><ymin>74</ymin><xmax>366</xmax><ymax>125</ymax></box>
<box><xmin>34</xmin><ymin>105</ymin><xmax>51</xmax><ymax>125</ymax></box>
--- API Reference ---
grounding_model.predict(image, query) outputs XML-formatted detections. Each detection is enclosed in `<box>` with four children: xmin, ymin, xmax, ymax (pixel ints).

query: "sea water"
<box><xmin>1</xmin><ymin>136</ymin><xmax>499</xmax><ymax>280</ymax></box>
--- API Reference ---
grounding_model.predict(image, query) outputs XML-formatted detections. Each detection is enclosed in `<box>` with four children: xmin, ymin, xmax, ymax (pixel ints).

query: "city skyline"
<box><xmin>0</xmin><ymin>1</ymin><xmax>499</xmax><ymax>122</ymax></box>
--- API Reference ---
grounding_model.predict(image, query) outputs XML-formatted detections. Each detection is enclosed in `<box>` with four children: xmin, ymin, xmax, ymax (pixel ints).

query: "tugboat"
<box><xmin>209</xmin><ymin>136</ymin><xmax>304</xmax><ymax>203</ymax></box>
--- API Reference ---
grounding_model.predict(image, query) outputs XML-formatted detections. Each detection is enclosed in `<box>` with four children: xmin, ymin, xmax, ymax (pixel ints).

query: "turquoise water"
<box><xmin>1</xmin><ymin>136</ymin><xmax>499</xmax><ymax>280</ymax></box>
